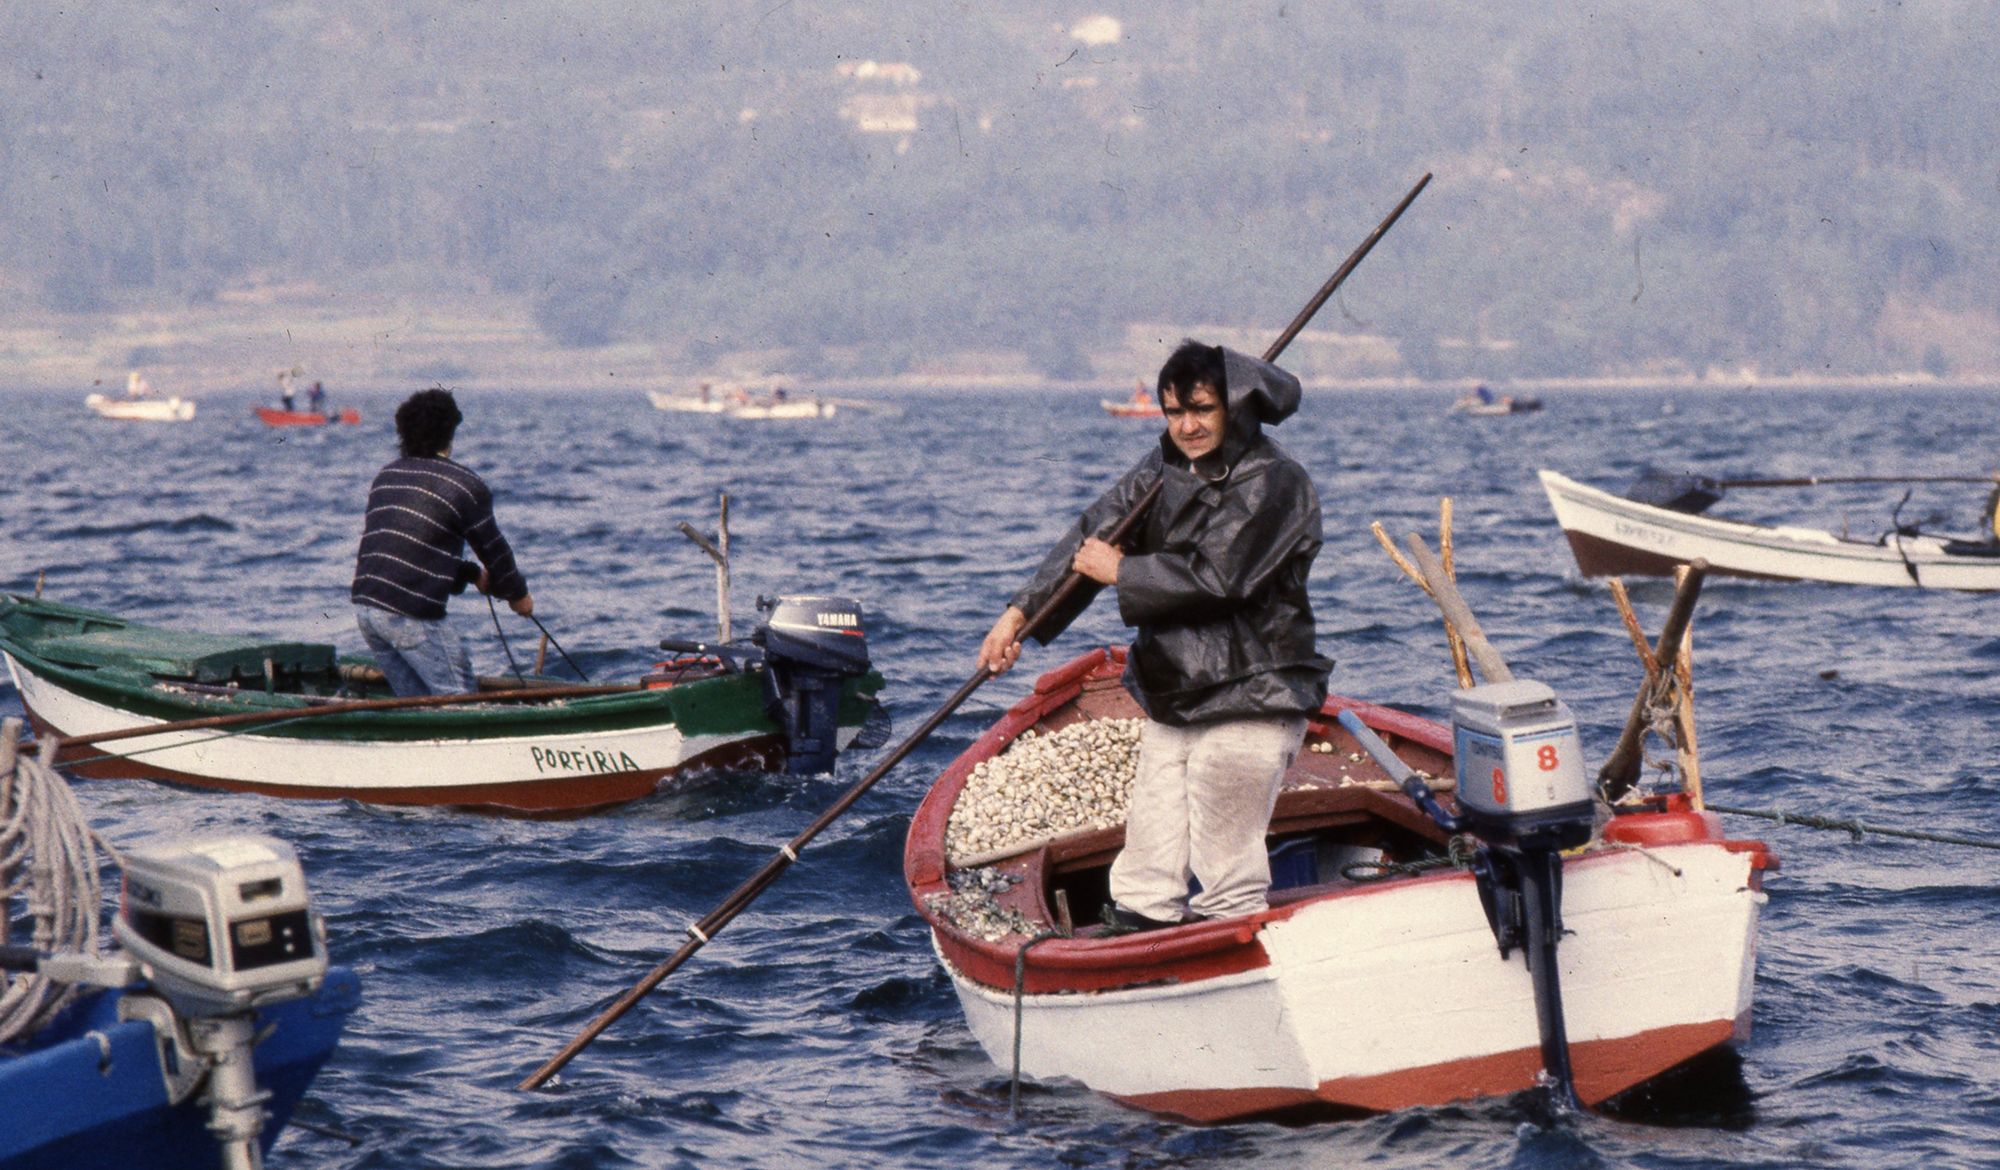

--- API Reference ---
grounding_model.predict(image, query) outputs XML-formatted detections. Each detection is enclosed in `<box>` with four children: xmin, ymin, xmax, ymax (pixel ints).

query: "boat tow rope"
<box><xmin>1009</xmin><ymin>932</ymin><xmax>1063</xmax><ymax>1118</ymax></box>
<box><xmin>0</xmin><ymin>718</ymin><xmax>118</xmax><ymax>1045</ymax></box>
<box><xmin>1707</xmin><ymin>803</ymin><xmax>2000</xmax><ymax>851</ymax></box>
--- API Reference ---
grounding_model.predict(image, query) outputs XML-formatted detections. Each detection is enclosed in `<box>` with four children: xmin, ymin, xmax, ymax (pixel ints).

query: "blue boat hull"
<box><xmin>0</xmin><ymin>966</ymin><xmax>359</xmax><ymax>1170</ymax></box>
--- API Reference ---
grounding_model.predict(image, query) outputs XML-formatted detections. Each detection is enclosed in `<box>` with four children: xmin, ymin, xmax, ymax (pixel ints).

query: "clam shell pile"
<box><xmin>923</xmin><ymin>866</ymin><xmax>1037</xmax><ymax>942</ymax></box>
<box><xmin>945</xmin><ymin>717</ymin><xmax>1144</xmax><ymax>865</ymax></box>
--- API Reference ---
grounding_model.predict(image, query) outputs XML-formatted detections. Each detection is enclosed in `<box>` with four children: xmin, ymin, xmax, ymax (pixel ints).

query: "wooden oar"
<box><xmin>1630</xmin><ymin>469</ymin><xmax>1999</xmax><ymax>515</ymax></box>
<box><xmin>56</xmin><ymin>681</ymin><xmax>645</xmax><ymax>750</ymax></box>
<box><xmin>1715</xmin><ymin>474</ymin><xmax>1997</xmax><ymax>488</ymax></box>
<box><xmin>516</xmin><ymin>172</ymin><xmax>1435</xmax><ymax>1091</ymax></box>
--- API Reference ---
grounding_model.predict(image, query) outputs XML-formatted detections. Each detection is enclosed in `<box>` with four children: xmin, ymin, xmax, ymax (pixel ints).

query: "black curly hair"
<box><xmin>1156</xmin><ymin>340</ymin><xmax>1226</xmax><ymax>407</ymax></box>
<box><xmin>395</xmin><ymin>387</ymin><xmax>463</xmax><ymax>458</ymax></box>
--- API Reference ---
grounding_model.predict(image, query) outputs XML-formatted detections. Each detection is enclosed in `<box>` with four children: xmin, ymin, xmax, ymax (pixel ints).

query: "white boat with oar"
<box><xmin>904</xmin><ymin>646</ymin><xmax>1774</xmax><ymax>1122</ymax></box>
<box><xmin>0</xmin><ymin>593</ymin><xmax>887</xmax><ymax>814</ymax></box>
<box><xmin>1540</xmin><ymin>468</ymin><xmax>2000</xmax><ymax>590</ymax></box>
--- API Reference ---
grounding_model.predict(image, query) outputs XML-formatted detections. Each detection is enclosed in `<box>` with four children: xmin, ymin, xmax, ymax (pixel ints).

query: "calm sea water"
<box><xmin>3</xmin><ymin>382</ymin><xmax>1998</xmax><ymax>1169</ymax></box>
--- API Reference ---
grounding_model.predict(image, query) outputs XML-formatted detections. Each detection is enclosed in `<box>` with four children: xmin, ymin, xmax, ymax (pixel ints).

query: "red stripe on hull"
<box><xmin>1117</xmin><ymin>1017</ymin><xmax>1744</xmax><ymax>1122</ymax></box>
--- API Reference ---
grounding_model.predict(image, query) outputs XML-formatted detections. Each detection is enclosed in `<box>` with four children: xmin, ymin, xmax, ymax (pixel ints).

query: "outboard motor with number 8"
<box><xmin>1450</xmin><ymin>680</ymin><xmax>1598</xmax><ymax>1112</ymax></box>
<box><xmin>1450</xmin><ymin>680</ymin><xmax>1595</xmax><ymax>850</ymax></box>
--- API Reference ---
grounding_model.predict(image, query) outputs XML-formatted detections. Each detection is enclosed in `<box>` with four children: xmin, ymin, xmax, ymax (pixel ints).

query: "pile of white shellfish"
<box><xmin>923</xmin><ymin>866</ymin><xmax>1036</xmax><ymax>942</ymax></box>
<box><xmin>945</xmin><ymin>718</ymin><xmax>1144</xmax><ymax>865</ymax></box>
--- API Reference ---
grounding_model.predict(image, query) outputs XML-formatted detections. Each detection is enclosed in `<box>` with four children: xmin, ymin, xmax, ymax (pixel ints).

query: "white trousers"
<box><xmin>1109</xmin><ymin>715</ymin><xmax>1307</xmax><ymax>921</ymax></box>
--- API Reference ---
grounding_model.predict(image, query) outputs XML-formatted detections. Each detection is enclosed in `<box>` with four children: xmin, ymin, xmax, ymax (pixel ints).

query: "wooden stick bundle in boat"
<box><xmin>1371</xmin><ymin>508</ymin><xmax>1473</xmax><ymax>688</ymax></box>
<box><xmin>1402</xmin><ymin>534</ymin><xmax>1513</xmax><ymax>685</ymax></box>
<box><xmin>1606</xmin><ymin>572</ymin><xmax>1706</xmax><ymax>808</ymax></box>
<box><xmin>1597</xmin><ymin>560</ymin><xmax>1708</xmax><ymax>799</ymax></box>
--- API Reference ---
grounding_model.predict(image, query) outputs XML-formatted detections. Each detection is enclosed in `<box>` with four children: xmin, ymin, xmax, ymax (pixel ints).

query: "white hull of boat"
<box><xmin>85</xmin><ymin>394</ymin><xmax>195</xmax><ymax>421</ymax></box>
<box><xmin>941</xmin><ymin>839</ymin><xmax>1761</xmax><ymax>1118</ymax></box>
<box><xmin>1539</xmin><ymin>469</ymin><xmax>2000</xmax><ymax>590</ymax></box>
<box><xmin>727</xmin><ymin>400</ymin><xmax>833</xmax><ymax>420</ymax></box>
<box><xmin>2</xmin><ymin>650</ymin><xmax>844</xmax><ymax>807</ymax></box>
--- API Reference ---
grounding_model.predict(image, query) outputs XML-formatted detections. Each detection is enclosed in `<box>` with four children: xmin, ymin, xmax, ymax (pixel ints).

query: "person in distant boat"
<box><xmin>307</xmin><ymin>381</ymin><xmax>326</xmax><ymax>414</ymax></box>
<box><xmin>125</xmin><ymin>371</ymin><xmax>151</xmax><ymax>399</ymax></box>
<box><xmin>351</xmin><ymin>387</ymin><xmax>533</xmax><ymax>696</ymax></box>
<box><xmin>978</xmin><ymin>340</ymin><xmax>1330</xmax><ymax>932</ymax></box>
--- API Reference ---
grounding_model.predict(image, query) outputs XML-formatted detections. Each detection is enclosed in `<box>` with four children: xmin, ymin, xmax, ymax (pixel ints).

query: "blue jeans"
<box><xmin>354</xmin><ymin>605</ymin><xmax>477</xmax><ymax>696</ymax></box>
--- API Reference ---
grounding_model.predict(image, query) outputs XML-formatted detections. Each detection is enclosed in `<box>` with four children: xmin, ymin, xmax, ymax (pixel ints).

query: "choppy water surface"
<box><xmin>3</xmin><ymin>383</ymin><xmax>1998</xmax><ymax>1169</ymax></box>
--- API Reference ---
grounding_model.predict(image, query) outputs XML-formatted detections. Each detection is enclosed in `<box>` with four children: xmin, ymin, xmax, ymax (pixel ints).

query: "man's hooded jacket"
<box><xmin>1009</xmin><ymin>346</ymin><xmax>1332</xmax><ymax>725</ymax></box>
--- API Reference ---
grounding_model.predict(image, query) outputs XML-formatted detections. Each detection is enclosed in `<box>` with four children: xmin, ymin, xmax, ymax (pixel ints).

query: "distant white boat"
<box><xmin>85</xmin><ymin>395</ymin><xmax>196</xmax><ymax>421</ymax></box>
<box><xmin>86</xmin><ymin>372</ymin><xmax>194</xmax><ymax>421</ymax></box>
<box><xmin>1539</xmin><ymin>469</ymin><xmax>2000</xmax><ymax>590</ymax></box>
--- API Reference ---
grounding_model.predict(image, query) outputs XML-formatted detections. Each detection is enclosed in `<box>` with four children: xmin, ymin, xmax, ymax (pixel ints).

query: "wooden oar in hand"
<box><xmin>515</xmin><ymin>171</ymin><xmax>1435</xmax><ymax>1092</ymax></box>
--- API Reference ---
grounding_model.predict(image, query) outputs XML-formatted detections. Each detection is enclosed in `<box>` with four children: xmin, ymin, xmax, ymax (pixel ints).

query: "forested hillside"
<box><xmin>5</xmin><ymin>1</ymin><xmax>1997</xmax><ymax>381</ymax></box>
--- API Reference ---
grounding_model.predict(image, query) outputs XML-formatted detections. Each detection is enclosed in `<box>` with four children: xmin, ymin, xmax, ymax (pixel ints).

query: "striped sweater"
<box><xmin>350</xmin><ymin>456</ymin><xmax>527</xmax><ymax>620</ymax></box>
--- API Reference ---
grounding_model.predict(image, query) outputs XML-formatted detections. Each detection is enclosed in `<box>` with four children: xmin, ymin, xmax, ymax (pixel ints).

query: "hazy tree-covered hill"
<box><xmin>5</xmin><ymin>1</ymin><xmax>1998</xmax><ymax>385</ymax></box>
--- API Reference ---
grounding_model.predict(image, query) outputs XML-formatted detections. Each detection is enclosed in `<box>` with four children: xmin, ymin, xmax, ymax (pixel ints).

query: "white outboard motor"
<box><xmin>751</xmin><ymin>595</ymin><xmax>873</xmax><ymax>775</ymax></box>
<box><xmin>114</xmin><ymin>834</ymin><xmax>328</xmax><ymax>1170</ymax></box>
<box><xmin>1449</xmin><ymin>680</ymin><xmax>1598</xmax><ymax>1112</ymax></box>
<box><xmin>1450</xmin><ymin>680</ymin><xmax>1596</xmax><ymax>851</ymax></box>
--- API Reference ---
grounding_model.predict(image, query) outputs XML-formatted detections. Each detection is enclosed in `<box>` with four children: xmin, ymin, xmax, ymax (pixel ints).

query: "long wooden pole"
<box><xmin>517</xmin><ymin>175</ymin><xmax>1433</xmax><ymax>1091</ymax></box>
<box><xmin>1403</xmin><ymin>535</ymin><xmax>1513</xmax><ymax>685</ymax></box>
<box><xmin>1718</xmin><ymin>474</ymin><xmax>1996</xmax><ymax>489</ymax></box>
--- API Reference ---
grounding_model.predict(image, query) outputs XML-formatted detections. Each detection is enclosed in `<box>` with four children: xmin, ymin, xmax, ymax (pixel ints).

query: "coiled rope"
<box><xmin>0</xmin><ymin>718</ymin><xmax>118</xmax><ymax>1044</ymax></box>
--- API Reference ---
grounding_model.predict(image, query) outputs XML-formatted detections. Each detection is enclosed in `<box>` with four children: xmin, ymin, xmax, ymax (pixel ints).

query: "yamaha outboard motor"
<box><xmin>751</xmin><ymin>595</ymin><xmax>871</xmax><ymax>775</ymax></box>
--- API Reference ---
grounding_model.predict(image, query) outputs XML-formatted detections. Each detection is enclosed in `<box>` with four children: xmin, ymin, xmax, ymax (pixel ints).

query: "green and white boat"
<box><xmin>0</xmin><ymin>593</ymin><xmax>886</xmax><ymax>814</ymax></box>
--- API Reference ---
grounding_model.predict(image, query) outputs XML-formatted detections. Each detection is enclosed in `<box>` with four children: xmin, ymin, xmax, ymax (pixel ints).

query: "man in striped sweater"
<box><xmin>351</xmin><ymin>388</ymin><xmax>534</xmax><ymax>695</ymax></box>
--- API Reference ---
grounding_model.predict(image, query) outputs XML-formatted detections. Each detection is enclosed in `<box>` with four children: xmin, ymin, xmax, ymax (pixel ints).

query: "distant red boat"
<box><xmin>255</xmin><ymin>406</ymin><xmax>361</xmax><ymax>427</ymax></box>
<box><xmin>1100</xmin><ymin>382</ymin><xmax>1163</xmax><ymax>419</ymax></box>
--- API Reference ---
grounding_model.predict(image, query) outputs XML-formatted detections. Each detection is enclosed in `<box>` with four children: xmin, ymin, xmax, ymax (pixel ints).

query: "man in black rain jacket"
<box><xmin>979</xmin><ymin>340</ymin><xmax>1331</xmax><ymax>928</ymax></box>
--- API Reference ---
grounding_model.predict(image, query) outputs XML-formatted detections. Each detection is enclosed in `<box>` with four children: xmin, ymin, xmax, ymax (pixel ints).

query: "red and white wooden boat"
<box><xmin>255</xmin><ymin>405</ymin><xmax>361</xmax><ymax>427</ymax></box>
<box><xmin>904</xmin><ymin>647</ymin><xmax>1775</xmax><ymax>1122</ymax></box>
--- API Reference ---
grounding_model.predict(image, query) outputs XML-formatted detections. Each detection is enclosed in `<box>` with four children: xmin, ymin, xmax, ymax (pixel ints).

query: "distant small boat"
<box><xmin>255</xmin><ymin>406</ymin><xmax>361</xmax><ymax>427</ymax></box>
<box><xmin>1451</xmin><ymin>385</ymin><xmax>1542</xmax><ymax>415</ymax></box>
<box><xmin>86</xmin><ymin>394</ymin><xmax>197</xmax><ymax>422</ymax></box>
<box><xmin>647</xmin><ymin>389</ymin><xmax>727</xmax><ymax>414</ymax></box>
<box><xmin>1539</xmin><ymin>469</ymin><xmax>2000</xmax><ymax>589</ymax></box>
<box><xmin>1101</xmin><ymin>382</ymin><xmax>1163</xmax><ymax>419</ymax></box>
